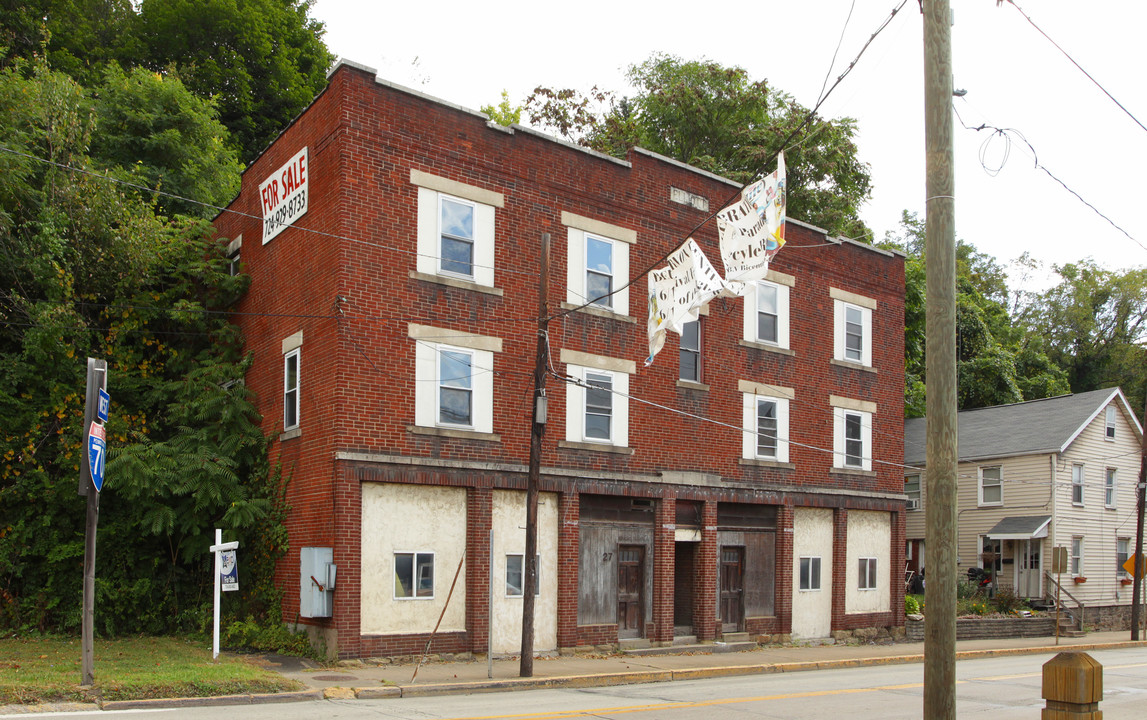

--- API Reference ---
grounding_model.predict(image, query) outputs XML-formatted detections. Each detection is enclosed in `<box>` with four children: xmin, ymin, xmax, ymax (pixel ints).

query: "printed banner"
<box><xmin>717</xmin><ymin>152</ymin><xmax>786</xmax><ymax>289</ymax></box>
<box><xmin>646</xmin><ymin>238</ymin><xmax>732</xmax><ymax>365</ymax></box>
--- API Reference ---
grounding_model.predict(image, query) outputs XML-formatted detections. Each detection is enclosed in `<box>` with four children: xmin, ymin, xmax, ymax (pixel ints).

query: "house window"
<box><xmin>283</xmin><ymin>348</ymin><xmax>299</xmax><ymax>430</ymax></box>
<box><xmin>981</xmin><ymin>536</ymin><xmax>1002</xmax><ymax>573</ymax></box>
<box><xmin>858</xmin><ymin>558</ymin><xmax>878</xmax><ymax>591</ymax></box>
<box><xmin>584</xmin><ymin>371</ymin><xmax>613</xmax><ymax>441</ymax></box>
<box><xmin>832</xmin><ymin>291</ymin><xmax>874</xmax><ymax>366</ymax></box>
<box><xmin>1105</xmin><ymin>468</ymin><xmax>1117</xmax><ymax>508</ymax></box>
<box><xmin>832</xmin><ymin>406</ymin><xmax>872</xmax><ymax>471</ymax></box>
<box><xmin>585</xmin><ymin>235</ymin><xmax>614</xmax><ymax>308</ymax></box>
<box><xmin>1117</xmin><ymin>538</ymin><xmax>1131</xmax><ymax>578</ymax></box>
<box><xmin>412</xmin><ymin>171</ymin><xmax>502</xmax><ymax>288</ymax></box>
<box><xmin>1072</xmin><ymin>464</ymin><xmax>1085</xmax><ymax>505</ymax></box>
<box><xmin>742</xmin><ymin>390</ymin><xmax>790</xmax><ymax>462</ymax></box>
<box><xmin>564</xmin><ymin>361</ymin><xmax>630</xmax><ymax>447</ymax></box>
<box><xmin>505</xmin><ymin>554</ymin><xmax>541</xmax><ymax>597</ymax></box>
<box><xmin>905</xmin><ymin>474</ymin><xmax>921</xmax><ymax>510</ymax></box>
<box><xmin>439</xmin><ymin>196</ymin><xmax>475</xmax><ymax>277</ymax></box>
<box><xmin>1070</xmin><ymin>537</ymin><xmax>1083</xmax><ymax>576</ymax></box>
<box><xmin>1105</xmin><ymin>405</ymin><xmax>1116</xmax><ymax>440</ymax></box>
<box><xmin>410</xmin><ymin>325</ymin><xmax>499</xmax><ymax>435</ymax></box>
<box><xmin>679</xmin><ymin>320</ymin><xmax>701</xmax><ymax>382</ymax></box>
<box><xmin>979</xmin><ymin>466</ymin><xmax>1002</xmax><ymax>506</ymax></box>
<box><xmin>227</xmin><ymin>247</ymin><xmax>241</xmax><ymax>276</ymax></box>
<box><xmin>437</xmin><ymin>348</ymin><xmax>473</xmax><ymax>427</ymax></box>
<box><xmin>743</xmin><ymin>280</ymin><xmax>790</xmax><ymax>348</ymax></box>
<box><xmin>394</xmin><ymin>552</ymin><xmax>434</xmax><ymax>599</ymax></box>
<box><xmin>799</xmin><ymin>556</ymin><xmax>822</xmax><ymax>591</ymax></box>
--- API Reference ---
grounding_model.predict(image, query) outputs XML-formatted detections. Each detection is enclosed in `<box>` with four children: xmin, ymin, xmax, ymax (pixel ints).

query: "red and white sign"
<box><xmin>259</xmin><ymin>147</ymin><xmax>308</xmax><ymax>244</ymax></box>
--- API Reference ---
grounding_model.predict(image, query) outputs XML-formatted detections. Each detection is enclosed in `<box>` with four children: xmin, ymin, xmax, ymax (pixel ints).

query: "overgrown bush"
<box><xmin>905</xmin><ymin>594</ymin><xmax>923</xmax><ymax>615</ymax></box>
<box><xmin>221</xmin><ymin>611</ymin><xmax>324</xmax><ymax>661</ymax></box>
<box><xmin>991</xmin><ymin>587</ymin><xmax>1030</xmax><ymax>615</ymax></box>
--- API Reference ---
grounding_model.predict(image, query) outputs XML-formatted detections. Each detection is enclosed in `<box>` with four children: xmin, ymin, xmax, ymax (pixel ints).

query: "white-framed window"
<box><xmin>1105</xmin><ymin>468</ymin><xmax>1117</xmax><ymax>508</ymax></box>
<box><xmin>411</xmin><ymin>326</ymin><xmax>499</xmax><ymax>434</ymax></box>
<box><xmin>437</xmin><ymin>348</ymin><xmax>473</xmax><ymax>427</ymax></box>
<box><xmin>564</xmin><ymin>362</ymin><xmax>630</xmax><ymax>447</ymax></box>
<box><xmin>225</xmin><ymin>235</ymin><xmax>242</xmax><ymax>277</ymax></box>
<box><xmin>1070</xmin><ymin>537</ymin><xmax>1083</xmax><ymax>576</ymax></box>
<box><xmin>905</xmin><ymin>474</ymin><xmax>921</xmax><ymax>510</ymax></box>
<box><xmin>833</xmin><ymin>294</ymin><xmax>873</xmax><ymax>366</ymax></box>
<box><xmin>832</xmin><ymin>407</ymin><xmax>871</xmax><ymax>471</ymax></box>
<box><xmin>858</xmin><ymin>557</ymin><xmax>878</xmax><ymax>591</ymax></box>
<box><xmin>741</xmin><ymin>394</ymin><xmax>790</xmax><ymax>462</ymax></box>
<box><xmin>799</xmin><ymin>556</ymin><xmax>822</xmax><ymax>591</ymax></box>
<box><xmin>981</xmin><ymin>536</ymin><xmax>1002</xmax><ymax>573</ymax></box>
<box><xmin>679</xmin><ymin>319</ymin><xmax>701</xmax><ymax>382</ymax></box>
<box><xmin>1105</xmin><ymin>405</ymin><xmax>1116</xmax><ymax>440</ymax></box>
<box><xmin>413</xmin><ymin>170</ymin><xmax>501</xmax><ymax>288</ymax></box>
<box><xmin>505</xmin><ymin>554</ymin><xmax>541</xmax><ymax>597</ymax></box>
<box><xmin>283</xmin><ymin>348</ymin><xmax>300</xmax><ymax>430</ymax></box>
<box><xmin>742</xmin><ymin>279</ymin><xmax>790</xmax><ymax>349</ymax></box>
<box><xmin>1072</xmin><ymin>464</ymin><xmax>1085</xmax><ymax>506</ymax></box>
<box><xmin>394</xmin><ymin>551</ymin><xmax>434</xmax><ymax>599</ymax></box>
<box><xmin>978</xmin><ymin>466</ymin><xmax>1002</xmax><ymax>506</ymax></box>
<box><xmin>1118</xmin><ymin>538</ymin><xmax>1131</xmax><ymax>578</ymax></box>
<box><xmin>564</xmin><ymin>214</ymin><xmax>633</xmax><ymax>315</ymax></box>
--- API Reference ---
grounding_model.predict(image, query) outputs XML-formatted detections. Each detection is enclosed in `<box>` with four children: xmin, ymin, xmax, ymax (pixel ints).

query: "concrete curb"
<box><xmin>99</xmin><ymin>689</ymin><xmax>323</xmax><ymax>711</ymax></box>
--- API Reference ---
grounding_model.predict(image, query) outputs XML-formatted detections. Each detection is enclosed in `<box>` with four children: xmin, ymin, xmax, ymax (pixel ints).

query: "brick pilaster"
<box><xmin>652</xmin><ymin>495</ymin><xmax>676</xmax><ymax>643</ymax></box>
<box><xmin>694</xmin><ymin>500</ymin><xmax>718</xmax><ymax>641</ymax></box>
<box><xmin>890</xmin><ymin>510</ymin><xmax>906</xmax><ymax>628</ymax></box>
<box><xmin>557</xmin><ymin>492</ymin><xmax>580</xmax><ymax>648</ymax></box>
<box><xmin>776</xmin><ymin>503</ymin><xmax>794</xmax><ymax>635</ymax></box>
<box><xmin>465</xmin><ymin>486</ymin><xmax>492</xmax><ymax>653</ymax></box>
<box><xmin>832</xmin><ymin>507</ymin><xmax>848</xmax><ymax>632</ymax></box>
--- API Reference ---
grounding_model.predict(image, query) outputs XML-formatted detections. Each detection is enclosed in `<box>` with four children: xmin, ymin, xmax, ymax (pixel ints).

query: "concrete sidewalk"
<box><xmin>245</xmin><ymin>630</ymin><xmax>1147</xmax><ymax>702</ymax></box>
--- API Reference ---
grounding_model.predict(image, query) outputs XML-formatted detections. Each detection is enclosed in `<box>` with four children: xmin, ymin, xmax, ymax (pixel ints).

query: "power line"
<box><xmin>1004</xmin><ymin>0</ymin><xmax>1147</xmax><ymax>136</ymax></box>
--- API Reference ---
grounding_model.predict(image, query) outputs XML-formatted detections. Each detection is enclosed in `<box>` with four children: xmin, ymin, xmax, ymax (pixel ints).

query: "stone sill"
<box><xmin>559</xmin><ymin>302</ymin><xmax>637</xmax><ymax>324</ymax></box>
<box><xmin>409</xmin><ymin>270</ymin><xmax>504</xmax><ymax>297</ymax></box>
<box><xmin>830</xmin><ymin>358</ymin><xmax>877</xmax><ymax>374</ymax></box>
<box><xmin>558</xmin><ymin>440</ymin><xmax>635</xmax><ymax>455</ymax></box>
<box><xmin>738</xmin><ymin>339</ymin><xmax>795</xmax><ymax>356</ymax></box>
<box><xmin>407</xmin><ymin>425</ymin><xmax>501</xmax><ymax>443</ymax></box>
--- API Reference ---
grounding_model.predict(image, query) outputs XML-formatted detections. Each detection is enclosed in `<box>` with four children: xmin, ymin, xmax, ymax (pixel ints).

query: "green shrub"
<box><xmin>991</xmin><ymin>587</ymin><xmax>1029</xmax><ymax>615</ymax></box>
<box><xmin>221</xmin><ymin>613</ymin><xmax>323</xmax><ymax>661</ymax></box>
<box><xmin>905</xmin><ymin>595</ymin><xmax>922</xmax><ymax>615</ymax></box>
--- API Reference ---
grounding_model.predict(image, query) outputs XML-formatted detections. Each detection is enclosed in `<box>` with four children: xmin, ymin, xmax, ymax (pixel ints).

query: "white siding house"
<box><xmin>904</xmin><ymin>388</ymin><xmax>1143</xmax><ymax>628</ymax></box>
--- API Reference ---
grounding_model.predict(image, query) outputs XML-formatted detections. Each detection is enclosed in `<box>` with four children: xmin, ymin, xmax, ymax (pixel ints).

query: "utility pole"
<box><xmin>79</xmin><ymin>358</ymin><xmax>108</xmax><ymax>686</ymax></box>
<box><xmin>521</xmin><ymin>232</ymin><xmax>551</xmax><ymax>678</ymax></box>
<box><xmin>923</xmin><ymin>2</ymin><xmax>957</xmax><ymax>718</ymax></box>
<box><xmin>1131</xmin><ymin>389</ymin><xmax>1147</xmax><ymax>640</ymax></box>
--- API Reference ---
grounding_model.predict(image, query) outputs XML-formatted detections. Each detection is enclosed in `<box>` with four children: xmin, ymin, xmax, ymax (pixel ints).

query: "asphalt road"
<box><xmin>8</xmin><ymin>646</ymin><xmax>1147</xmax><ymax>719</ymax></box>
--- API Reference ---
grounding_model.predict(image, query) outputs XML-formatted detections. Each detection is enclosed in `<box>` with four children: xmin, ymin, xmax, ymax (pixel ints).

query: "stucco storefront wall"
<box><xmin>490</xmin><ymin>490</ymin><xmax>558</xmax><ymax>655</ymax></box>
<box><xmin>845</xmin><ymin>510</ymin><xmax>891</xmax><ymax>614</ymax></box>
<box><xmin>792</xmin><ymin>508</ymin><xmax>834</xmax><ymax>639</ymax></box>
<box><xmin>360</xmin><ymin>483</ymin><xmax>467</xmax><ymax>635</ymax></box>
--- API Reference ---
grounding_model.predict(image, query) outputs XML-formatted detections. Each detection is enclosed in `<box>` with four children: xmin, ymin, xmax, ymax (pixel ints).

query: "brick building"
<box><xmin>213</xmin><ymin>60</ymin><xmax>907</xmax><ymax>659</ymax></box>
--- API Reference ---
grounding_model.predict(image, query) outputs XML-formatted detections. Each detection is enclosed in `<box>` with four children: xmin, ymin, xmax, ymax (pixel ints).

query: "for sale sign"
<box><xmin>260</xmin><ymin>147</ymin><xmax>308</xmax><ymax>244</ymax></box>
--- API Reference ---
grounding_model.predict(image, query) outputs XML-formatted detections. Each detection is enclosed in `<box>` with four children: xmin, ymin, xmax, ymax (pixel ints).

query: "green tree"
<box><xmin>1020</xmin><ymin>260</ymin><xmax>1147</xmax><ymax>414</ymax></box>
<box><xmin>0</xmin><ymin>0</ymin><xmax>138</xmax><ymax>85</ymax></box>
<box><xmin>881</xmin><ymin>211</ymin><xmax>1069</xmax><ymax>416</ymax></box>
<box><xmin>525</xmin><ymin>53</ymin><xmax>872</xmax><ymax>238</ymax></box>
<box><xmin>89</xmin><ymin>64</ymin><xmax>243</xmax><ymax>217</ymax></box>
<box><xmin>0</xmin><ymin>58</ymin><xmax>275</xmax><ymax>634</ymax></box>
<box><xmin>480</xmin><ymin>90</ymin><xmax>522</xmax><ymax>126</ymax></box>
<box><xmin>134</xmin><ymin>0</ymin><xmax>333</xmax><ymax>162</ymax></box>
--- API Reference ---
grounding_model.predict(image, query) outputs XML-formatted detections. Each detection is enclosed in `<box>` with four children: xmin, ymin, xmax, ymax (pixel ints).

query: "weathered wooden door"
<box><xmin>617</xmin><ymin>545</ymin><xmax>644</xmax><ymax>638</ymax></box>
<box><xmin>720</xmin><ymin>546</ymin><xmax>745</xmax><ymax>632</ymax></box>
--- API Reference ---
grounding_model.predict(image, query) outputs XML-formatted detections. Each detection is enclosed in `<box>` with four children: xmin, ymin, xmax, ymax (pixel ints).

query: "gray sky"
<box><xmin>311</xmin><ymin>0</ymin><xmax>1146</xmax><ymax>287</ymax></box>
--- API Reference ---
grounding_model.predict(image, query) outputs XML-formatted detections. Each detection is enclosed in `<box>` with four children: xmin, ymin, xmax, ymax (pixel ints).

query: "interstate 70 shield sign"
<box><xmin>88</xmin><ymin>421</ymin><xmax>106</xmax><ymax>492</ymax></box>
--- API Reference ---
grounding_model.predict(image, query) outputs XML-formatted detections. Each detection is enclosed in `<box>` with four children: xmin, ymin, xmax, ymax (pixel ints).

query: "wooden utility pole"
<box><xmin>1131</xmin><ymin>390</ymin><xmax>1147</xmax><ymax>639</ymax></box>
<box><xmin>79</xmin><ymin>358</ymin><xmax>107</xmax><ymax>686</ymax></box>
<box><xmin>923</xmin><ymin>1</ymin><xmax>958</xmax><ymax>718</ymax></box>
<box><xmin>521</xmin><ymin>232</ymin><xmax>551</xmax><ymax>677</ymax></box>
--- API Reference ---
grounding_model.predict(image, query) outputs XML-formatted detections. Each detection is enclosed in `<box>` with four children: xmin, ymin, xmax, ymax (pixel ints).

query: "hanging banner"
<box><xmin>717</xmin><ymin>152</ymin><xmax>786</xmax><ymax>290</ymax></box>
<box><xmin>646</xmin><ymin>238</ymin><xmax>732</xmax><ymax>364</ymax></box>
<box><xmin>260</xmin><ymin>147</ymin><xmax>308</xmax><ymax>245</ymax></box>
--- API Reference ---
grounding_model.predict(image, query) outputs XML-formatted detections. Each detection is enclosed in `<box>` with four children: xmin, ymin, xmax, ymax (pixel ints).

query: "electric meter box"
<box><xmin>300</xmin><ymin>546</ymin><xmax>336</xmax><ymax>618</ymax></box>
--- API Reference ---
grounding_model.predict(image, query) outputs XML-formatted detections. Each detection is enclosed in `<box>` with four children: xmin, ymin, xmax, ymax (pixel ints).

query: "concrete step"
<box><xmin>672</xmin><ymin>635</ymin><xmax>698</xmax><ymax>646</ymax></box>
<box><xmin>722</xmin><ymin>632</ymin><xmax>752</xmax><ymax>643</ymax></box>
<box><xmin>617</xmin><ymin>638</ymin><xmax>652</xmax><ymax>651</ymax></box>
<box><xmin>621</xmin><ymin>641</ymin><xmax>758</xmax><ymax>657</ymax></box>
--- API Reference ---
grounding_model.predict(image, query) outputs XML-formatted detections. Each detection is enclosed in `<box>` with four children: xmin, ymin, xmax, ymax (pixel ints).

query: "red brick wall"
<box><xmin>214</xmin><ymin>62</ymin><xmax>906</xmax><ymax>654</ymax></box>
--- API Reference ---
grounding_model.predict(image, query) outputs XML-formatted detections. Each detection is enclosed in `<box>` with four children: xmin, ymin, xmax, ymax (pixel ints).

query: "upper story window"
<box><xmin>563</xmin><ymin>212</ymin><xmax>634</xmax><ymax>317</ymax></box>
<box><xmin>412</xmin><ymin>169</ymin><xmax>503</xmax><ymax>289</ymax></box>
<box><xmin>740</xmin><ymin>382</ymin><xmax>792</xmax><ymax>463</ymax></box>
<box><xmin>1105</xmin><ymin>405</ymin><xmax>1117</xmax><ymax>440</ymax></box>
<box><xmin>561</xmin><ymin>350</ymin><xmax>633</xmax><ymax>449</ymax></box>
<box><xmin>1072</xmin><ymin>464</ymin><xmax>1085</xmax><ymax>506</ymax></box>
<box><xmin>905</xmin><ymin>474</ymin><xmax>921</xmax><ymax>510</ymax></box>
<box><xmin>741</xmin><ymin>272</ymin><xmax>793</xmax><ymax>350</ymax></box>
<box><xmin>831</xmin><ymin>288</ymin><xmax>875</xmax><ymax>367</ymax></box>
<box><xmin>226</xmin><ymin>235</ymin><xmax>242</xmax><ymax>277</ymax></box>
<box><xmin>831</xmin><ymin>396</ymin><xmax>874</xmax><ymax>471</ymax></box>
<box><xmin>281</xmin><ymin>330</ymin><xmax>302</xmax><ymax>433</ymax></box>
<box><xmin>410</xmin><ymin>324</ymin><xmax>501</xmax><ymax>436</ymax></box>
<box><xmin>979</xmin><ymin>465</ymin><xmax>1002</xmax><ymax>506</ymax></box>
<box><xmin>1105</xmin><ymin>468</ymin><xmax>1117</xmax><ymax>508</ymax></box>
<box><xmin>679</xmin><ymin>320</ymin><xmax>701</xmax><ymax>383</ymax></box>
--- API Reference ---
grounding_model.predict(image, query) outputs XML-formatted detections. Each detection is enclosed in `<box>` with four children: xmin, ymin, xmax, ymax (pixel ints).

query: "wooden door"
<box><xmin>720</xmin><ymin>546</ymin><xmax>745</xmax><ymax>632</ymax></box>
<box><xmin>617</xmin><ymin>545</ymin><xmax>644</xmax><ymax>638</ymax></box>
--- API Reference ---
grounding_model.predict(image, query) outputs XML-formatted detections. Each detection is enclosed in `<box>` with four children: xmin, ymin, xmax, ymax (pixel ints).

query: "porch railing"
<box><xmin>1043</xmin><ymin>571</ymin><xmax>1085</xmax><ymax>633</ymax></box>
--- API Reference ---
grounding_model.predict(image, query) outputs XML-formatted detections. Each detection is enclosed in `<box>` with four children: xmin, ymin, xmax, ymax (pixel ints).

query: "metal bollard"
<box><xmin>1042</xmin><ymin>651</ymin><xmax>1102</xmax><ymax>719</ymax></box>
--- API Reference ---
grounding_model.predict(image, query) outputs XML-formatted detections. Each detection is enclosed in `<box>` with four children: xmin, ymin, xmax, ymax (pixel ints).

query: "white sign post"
<box><xmin>209</xmin><ymin>529</ymin><xmax>239</xmax><ymax>659</ymax></box>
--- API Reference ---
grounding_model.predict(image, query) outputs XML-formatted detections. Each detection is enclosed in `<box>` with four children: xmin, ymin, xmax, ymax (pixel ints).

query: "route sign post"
<box><xmin>79</xmin><ymin>358</ymin><xmax>107</xmax><ymax>686</ymax></box>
